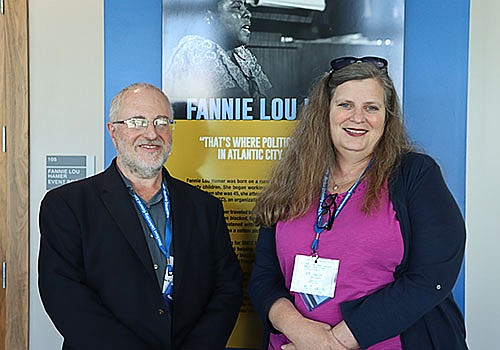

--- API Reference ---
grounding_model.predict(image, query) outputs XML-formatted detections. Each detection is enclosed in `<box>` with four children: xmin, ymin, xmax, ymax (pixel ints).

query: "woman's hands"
<box><xmin>280</xmin><ymin>317</ymin><xmax>336</xmax><ymax>350</ymax></box>
<box><xmin>330</xmin><ymin>321</ymin><xmax>360</xmax><ymax>350</ymax></box>
<box><xmin>268</xmin><ymin>298</ymin><xmax>360</xmax><ymax>350</ymax></box>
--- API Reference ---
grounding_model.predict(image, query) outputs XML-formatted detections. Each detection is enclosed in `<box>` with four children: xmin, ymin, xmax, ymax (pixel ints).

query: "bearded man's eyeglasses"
<box><xmin>329</xmin><ymin>56</ymin><xmax>388</xmax><ymax>71</ymax></box>
<box><xmin>112</xmin><ymin>116</ymin><xmax>175</xmax><ymax>131</ymax></box>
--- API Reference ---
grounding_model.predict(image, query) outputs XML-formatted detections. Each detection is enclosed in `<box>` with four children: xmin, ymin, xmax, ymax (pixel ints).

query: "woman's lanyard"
<box><xmin>132</xmin><ymin>183</ymin><xmax>173</xmax><ymax>274</ymax></box>
<box><xmin>311</xmin><ymin>159</ymin><xmax>373</xmax><ymax>254</ymax></box>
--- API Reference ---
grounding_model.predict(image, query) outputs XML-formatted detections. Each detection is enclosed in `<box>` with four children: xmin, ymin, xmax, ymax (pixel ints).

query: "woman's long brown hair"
<box><xmin>252</xmin><ymin>62</ymin><xmax>413</xmax><ymax>227</ymax></box>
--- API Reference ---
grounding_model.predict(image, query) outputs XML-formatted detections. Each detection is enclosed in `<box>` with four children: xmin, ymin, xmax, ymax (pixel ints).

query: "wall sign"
<box><xmin>45</xmin><ymin>155</ymin><xmax>95</xmax><ymax>190</ymax></box>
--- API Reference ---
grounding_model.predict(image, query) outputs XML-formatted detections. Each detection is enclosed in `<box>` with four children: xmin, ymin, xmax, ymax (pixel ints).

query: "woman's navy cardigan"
<box><xmin>248</xmin><ymin>152</ymin><xmax>468</xmax><ymax>349</ymax></box>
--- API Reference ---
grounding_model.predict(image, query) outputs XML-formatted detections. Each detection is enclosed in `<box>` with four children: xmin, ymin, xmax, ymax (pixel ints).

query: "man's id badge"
<box><xmin>290</xmin><ymin>254</ymin><xmax>339</xmax><ymax>311</ymax></box>
<box><xmin>162</xmin><ymin>256</ymin><xmax>174</xmax><ymax>313</ymax></box>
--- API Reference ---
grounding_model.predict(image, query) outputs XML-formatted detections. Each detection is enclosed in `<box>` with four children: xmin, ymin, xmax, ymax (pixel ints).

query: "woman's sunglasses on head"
<box><xmin>329</xmin><ymin>56</ymin><xmax>388</xmax><ymax>71</ymax></box>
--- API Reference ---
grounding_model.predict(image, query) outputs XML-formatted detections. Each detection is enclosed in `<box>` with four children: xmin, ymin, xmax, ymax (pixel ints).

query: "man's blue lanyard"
<box><xmin>311</xmin><ymin>159</ymin><xmax>373</xmax><ymax>253</ymax></box>
<box><xmin>132</xmin><ymin>183</ymin><xmax>173</xmax><ymax>274</ymax></box>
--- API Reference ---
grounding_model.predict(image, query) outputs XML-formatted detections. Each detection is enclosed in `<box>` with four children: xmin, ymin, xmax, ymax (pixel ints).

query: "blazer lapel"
<box><xmin>99</xmin><ymin>162</ymin><xmax>157</xmax><ymax>284</ymax></box>
<box><xmin>165</xmin><ymin>171</ymin><xmax>194</xmax><ymax>292</ymax></box>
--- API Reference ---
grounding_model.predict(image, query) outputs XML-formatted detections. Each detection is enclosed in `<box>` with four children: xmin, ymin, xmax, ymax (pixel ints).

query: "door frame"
<box><xmin>0</xmin><ymin>0</ymin><xmax>30</xmax><ymax>349</ymax></box>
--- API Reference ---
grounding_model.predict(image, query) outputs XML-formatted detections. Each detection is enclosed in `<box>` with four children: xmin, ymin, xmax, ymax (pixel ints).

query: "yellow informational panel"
<box><xmin>167</xmin><ymin>120</ymin><xmax>295</xmax><ymax>348</ymax></box>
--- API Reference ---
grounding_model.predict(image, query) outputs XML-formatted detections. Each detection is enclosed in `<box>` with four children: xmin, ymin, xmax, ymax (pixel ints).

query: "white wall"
<box><xmin>28</xmin><ymin>1</ymin><xmax>104</xmax><ymax>349</ymax></box>
<box><xmin>465</xmin><ymin>1</ymin><xmax>500</xmax><ymax>348</ymax></box>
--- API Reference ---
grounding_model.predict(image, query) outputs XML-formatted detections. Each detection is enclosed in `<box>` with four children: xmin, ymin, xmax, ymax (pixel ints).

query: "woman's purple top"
<box><xmin>269</xmin><ymin>181</ymin><xmax>404</xmax><ymax>349</ymax></box>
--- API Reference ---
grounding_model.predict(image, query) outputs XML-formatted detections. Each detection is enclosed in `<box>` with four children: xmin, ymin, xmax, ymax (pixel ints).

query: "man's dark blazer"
<box><xmin>38</xmin><ymin>159</ymin><xmax>243</xmax><ymax>350</ymax></box>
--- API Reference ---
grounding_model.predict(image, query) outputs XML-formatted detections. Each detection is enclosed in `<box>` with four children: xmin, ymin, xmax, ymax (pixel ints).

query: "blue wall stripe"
<box><xmin>403</xmin><ymin>1</ymin><xmax>469</xmax><ymax>312</ymax></box>
<box><xmin>104</xmin><ymin>0</ymin><xmax>163</xmax><ymax>165</ymax></box>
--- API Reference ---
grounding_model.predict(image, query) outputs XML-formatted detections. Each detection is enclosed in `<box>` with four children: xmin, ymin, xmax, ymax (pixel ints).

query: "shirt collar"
<box><xmin>117</xmin><ymin>168</ymin><xmax>165</xmax><ymax>206</ymax></box>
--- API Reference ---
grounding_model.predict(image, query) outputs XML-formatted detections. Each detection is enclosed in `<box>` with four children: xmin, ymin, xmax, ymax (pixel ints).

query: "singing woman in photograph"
<box><xmin>164</xmin><ymin>0</ymin><xmax>272</xmax><ymax>102</ymax></box>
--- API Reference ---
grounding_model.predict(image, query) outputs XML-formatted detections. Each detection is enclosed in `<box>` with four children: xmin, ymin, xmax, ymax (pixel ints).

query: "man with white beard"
<box><xmin>38</xmin><ymin>83</ymin><xmax>242</xmax><ymax>350</ymax></box>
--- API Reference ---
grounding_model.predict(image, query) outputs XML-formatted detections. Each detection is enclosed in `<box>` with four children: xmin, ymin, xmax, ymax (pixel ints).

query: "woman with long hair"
<box><xmin>248</xmin><ymin>57</ymin><xmax>467</xmax><ymax>350</ymax></box>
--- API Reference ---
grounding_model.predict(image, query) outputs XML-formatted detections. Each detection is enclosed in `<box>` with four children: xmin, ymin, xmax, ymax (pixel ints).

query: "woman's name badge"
<box><xmin>290</xmin><ymin>254</ymin><xmax>339</xmax><ymax>298</ymax></box>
